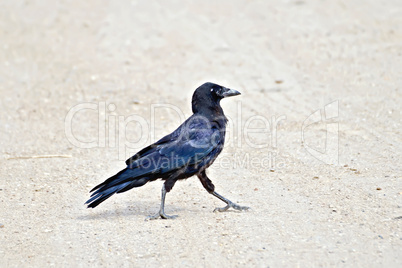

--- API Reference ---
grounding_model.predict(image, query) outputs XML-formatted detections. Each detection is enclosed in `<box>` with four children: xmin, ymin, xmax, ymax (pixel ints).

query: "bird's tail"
<box><xmin>85</xmin><ymin>168</ymin><xmax>150</xmax><ymax>208</ymax></box>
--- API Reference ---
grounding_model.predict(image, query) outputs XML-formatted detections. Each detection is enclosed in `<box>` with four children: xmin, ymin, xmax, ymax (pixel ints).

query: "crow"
<box><xmin>86</xmin><ymin>82</ymin><xmax>249</xmax><ymax>219</ymax></box>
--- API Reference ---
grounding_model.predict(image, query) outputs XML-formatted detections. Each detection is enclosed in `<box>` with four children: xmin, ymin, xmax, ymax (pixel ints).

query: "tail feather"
<box><xmin>86</xmin><ymin>182</ymin><xmax>132</xmax><ymax>208</ymax></box>
<box><xmin>86</xmin><ymin>168</ymin><xmax>150</xmax><ymax>208</ymax></box>
<box><xmin>116</xmin><ymin>177</ymin><xmax>149</xmax><ymax>193</ymax></box>
<box><xmin>90</xmin><ymin>169</ymin><xmax>132</xmax><ymax>192</ymax></box>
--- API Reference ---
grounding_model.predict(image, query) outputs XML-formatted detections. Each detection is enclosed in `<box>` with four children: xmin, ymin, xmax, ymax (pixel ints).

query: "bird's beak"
<box><xmin>221</xmin><ymin>88</ymin><xmax>241</xmax><ymax>98</ymax></box>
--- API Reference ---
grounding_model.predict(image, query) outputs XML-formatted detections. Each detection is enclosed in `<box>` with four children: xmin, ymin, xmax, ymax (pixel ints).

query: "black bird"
<box><xmin>86</xmin><ymin>82</ymin><xmax>249</xmax><ymax>219</ymax></box>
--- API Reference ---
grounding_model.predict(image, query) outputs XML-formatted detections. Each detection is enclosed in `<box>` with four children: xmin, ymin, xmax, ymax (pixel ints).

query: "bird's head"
<box><xmin>192</xmin><ymin>82</ymin><xmax>241</xmax><ymax>114</ymax></box>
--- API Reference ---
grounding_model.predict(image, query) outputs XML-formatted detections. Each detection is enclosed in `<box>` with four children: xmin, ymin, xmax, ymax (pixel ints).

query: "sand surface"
<box><xmin>1</xmin><ymin>1</ymin><xmax>401</xmax><ymax>267</ymax></box>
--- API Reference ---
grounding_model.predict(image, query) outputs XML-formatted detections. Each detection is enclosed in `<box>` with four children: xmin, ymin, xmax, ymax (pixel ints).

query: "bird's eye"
<box><xmin>210</xmin><ymin>88</ymin><xmax>213</xmax><ymax>92</ymax></box>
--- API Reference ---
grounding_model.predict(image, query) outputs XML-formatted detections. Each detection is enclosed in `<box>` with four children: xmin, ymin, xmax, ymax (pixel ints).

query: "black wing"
<box><xmin>125</xmin><ymin>116</ymin><xmax>222</xmax><ymax>173</ymax></box>
<box><xmin>125</xmin><ymin>120</ymin><xmax>185</xmax><ymax>166</ymax></box>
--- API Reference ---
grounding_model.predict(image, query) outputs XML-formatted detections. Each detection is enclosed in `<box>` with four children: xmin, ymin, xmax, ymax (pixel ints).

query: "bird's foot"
<box><xmin>146</xmin><ymin>210</ymin><xmax>178</xmax><ymax>220</ymax></box>
<box><xmin>213</xmin><ymin>202</ymin><xmax>250</xmax><ymax>212</ymax></box>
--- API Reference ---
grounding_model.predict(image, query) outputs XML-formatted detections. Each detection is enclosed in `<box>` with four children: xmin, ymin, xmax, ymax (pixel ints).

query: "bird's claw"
<box><xmin>213</xmin><ymin>202</ymin><xmax>250</xmax><ymax>212</ymax></box>
<box><xmin>146</xmin><ymin>211</ymin><xmax>178</xmax><ymax>220</ymax></box>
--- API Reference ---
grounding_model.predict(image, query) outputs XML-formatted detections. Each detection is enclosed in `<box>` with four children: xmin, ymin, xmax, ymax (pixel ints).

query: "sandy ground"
<box><xmin>1</xmin><ymin>0</ymin><xmax>401</xmax><ymax>267</ymax></box>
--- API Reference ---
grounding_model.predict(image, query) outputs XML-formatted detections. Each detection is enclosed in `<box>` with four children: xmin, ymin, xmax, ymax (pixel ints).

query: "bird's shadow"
<box><xmin>77</xmin><ymin>201</ymin><xmax>185</xmax><ymax>221</ymax></box>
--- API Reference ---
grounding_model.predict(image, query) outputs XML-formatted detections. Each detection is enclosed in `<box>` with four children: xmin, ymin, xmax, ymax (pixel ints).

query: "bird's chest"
<box><xmin>205</xmin><ymin>129</ymin><xmax>225</xmax><ymax>165</ymax></box>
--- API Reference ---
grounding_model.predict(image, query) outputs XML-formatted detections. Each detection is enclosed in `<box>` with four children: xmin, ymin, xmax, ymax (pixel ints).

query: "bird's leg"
<box><xmin>147</xmin><ymin>184</ymin><xmax>178</xmax><ymax>220</ymax></box>
<box><xmin>197</xmin><ymin>171</ymin><xmax>249</xmax><ymax>212</ymax></box>
<box><xmin>211</xmin><ymin>191</ymin><xmax>250</xmax><ymax>212</ymax></box>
